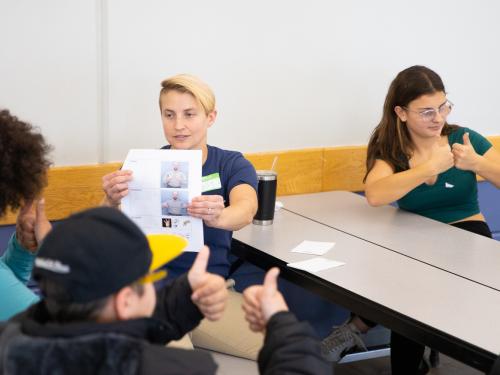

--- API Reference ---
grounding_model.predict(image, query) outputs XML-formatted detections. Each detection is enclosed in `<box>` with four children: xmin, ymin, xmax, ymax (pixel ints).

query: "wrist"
<box><xmin>419</xmin><ymin>161</ymin><xmax>438</xmax><ymax>178</ymax></box>
<box><xmin>264</xmin><ymin>306</ymin><xmax>289</xmax><ymax>322</ymax></box>
<box><xmin>102</xmin><ymin>195</ymin><xmax>120</xmax><ymax>208</ymax></box>
<box><xmin>266</xmin><ymin>310</ymin><xmax>294</xmax><ymax>327</ymax></box>
<box><xmin>205</xmin><ymin>208</ymin><xmax>225</xmax><ymax>229</ymax></box>
<box><xmin>12</xmin><ymin>232</ymin><xmax>37</xmax><ymax>254</ymax></box>
<box><xmin>472</xmin><ymin>155</ymin><xmax>486</xmax><ymax>175</ymax></box>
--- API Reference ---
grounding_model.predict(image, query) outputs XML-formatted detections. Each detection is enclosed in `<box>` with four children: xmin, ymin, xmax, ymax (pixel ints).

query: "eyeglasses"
<box><xmin>403</xmin><ymin>100</ymin><xmax>454</xmax><ymax>122</ymax></box>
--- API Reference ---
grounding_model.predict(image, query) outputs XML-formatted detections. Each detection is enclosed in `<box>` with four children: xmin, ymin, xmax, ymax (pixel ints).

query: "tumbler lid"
<box><xmin>256</xmin><ymin>170</ymin><xmax>277</xmax><ymax>181</ymax></box>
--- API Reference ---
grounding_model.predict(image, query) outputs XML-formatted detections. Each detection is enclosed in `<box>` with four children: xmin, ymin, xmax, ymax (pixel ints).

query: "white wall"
<box><xmin>0</xmin><ymin>0</ymin><xmax>100</xmax><ymax>165</ymax></box>
<box><xmin>1</xmin><ymin>0</ymin><xmax>499</xmax><ymax>165</ymax></box>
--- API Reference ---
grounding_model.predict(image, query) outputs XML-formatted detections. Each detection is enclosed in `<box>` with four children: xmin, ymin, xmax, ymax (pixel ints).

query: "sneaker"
<box><xmin>418</xmin><ymin>357</ymin><xmax>431</xmax><ymax>375</ymax></box>
<box><xmin>320</xmin><ymin>321</ymin><xmax>368</xmax><ymax>362</ymax></box>
<box><xmin>429</xmin><ymin>349</ymin><xmax>440</xmax><ymax>368</ymax></box>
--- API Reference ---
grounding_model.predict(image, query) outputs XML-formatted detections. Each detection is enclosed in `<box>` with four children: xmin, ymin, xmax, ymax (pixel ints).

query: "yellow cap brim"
<box><xmin>146</xmin><ymin>234</ymin><xmax>187</xmax><ymax>271</ymax></box>
<box><xmin>139</xmin><ymin>269</ymin><xmax>168</xmax><ymax>285</ymax></box>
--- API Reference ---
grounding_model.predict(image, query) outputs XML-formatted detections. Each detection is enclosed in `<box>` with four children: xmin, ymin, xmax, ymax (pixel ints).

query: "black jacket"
<box><xmin>0</xmin><ymin>275</ymin><xmax>329</xmax><ymax>375</ymax></box>
<box><xmin>0</xmin><ymin>275</ymin><xmax>214</xmax><ymax>375</ymax></box>
<box><xmin>258</xmin><ymin>311</ymin><xmax>331</xmax><ymax>375</ymax></box>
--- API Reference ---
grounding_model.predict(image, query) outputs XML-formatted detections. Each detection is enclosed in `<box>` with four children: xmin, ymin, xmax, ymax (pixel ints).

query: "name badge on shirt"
<box><xmin>202</xmin><ymin>173</ymin><xmax>222</xmax><ymax>193</ymax></box>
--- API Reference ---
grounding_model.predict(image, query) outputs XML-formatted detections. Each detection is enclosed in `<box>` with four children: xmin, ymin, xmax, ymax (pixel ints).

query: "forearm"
<box><xmin>0</xmin><ymin>275</ymin><xmax>39</xmax><ymax>320</ymax></box>
<box><xmin>365</xmin><ymin>163</ymin><xmax>436</xmax><ymax>206</ymax></box>
<box><xmin>475</xmin><ymin>156</ymin><xmax>500</xmax><ymax>188</ymax></box>
<box><xmin>1</xmin><ymin>234</ymin><xmax>37</xmax><ymax>284</ymax></box>
<box><xmin>213</xmin><ymin>199</ymin><xmax>256</xmax><ymax>231</ymax></box>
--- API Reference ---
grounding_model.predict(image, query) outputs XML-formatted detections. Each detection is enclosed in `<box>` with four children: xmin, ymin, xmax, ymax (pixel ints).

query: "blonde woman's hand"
<box><xmin>187</xmin><ymin>195</ymin><xmax>225</xmax><ymax>227</ymax></box>
<box><xmin>102</xmin><ymin>170</ymin><xmax>133</xmax><ymax>207</ymax></box>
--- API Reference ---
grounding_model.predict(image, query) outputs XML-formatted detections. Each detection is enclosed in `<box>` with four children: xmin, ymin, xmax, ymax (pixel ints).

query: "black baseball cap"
<box><xmin>33</xmin><ymin>207</ymin><xmax>186</xmax><ymax>303</ymax></box>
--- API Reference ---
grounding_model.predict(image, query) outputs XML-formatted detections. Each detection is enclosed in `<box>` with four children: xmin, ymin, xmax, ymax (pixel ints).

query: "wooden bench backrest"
<box><xmin>1</xmin><ymin>136</ymin><xmax>498</xmax><ymax>225</ymax></box>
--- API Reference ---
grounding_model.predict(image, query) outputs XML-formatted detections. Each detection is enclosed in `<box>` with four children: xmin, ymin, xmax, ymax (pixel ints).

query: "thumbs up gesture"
<box><xmin>242</xmin><ymin>267</ymin><xmax>289</xmax><ymax>332</ymax></box>
<box><xmin>452</xmin><ymin>132</ymin><xmax>480</xmax><ymax>171</ymax></box>
<box><xmin>16</xmin><ymin>198</ymin><xmax>52</xmax><ymax>253</ymax></box>
<box><xmin>428</xmin><ymin>136</ymin><xmax>454</xmax><ymax>175</ymax></box>
<box><xmin>187</xmin><ymin>246</ymin><xmax>228</xmax><ymax>321</ymax></box>
<box><xmin>34</xmin><ymin>199</ymin><xmax>52</xmax><ymax>244</ymax></box>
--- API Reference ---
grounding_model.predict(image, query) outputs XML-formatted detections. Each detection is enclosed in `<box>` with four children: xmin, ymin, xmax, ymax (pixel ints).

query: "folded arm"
<box><xmin>365</xmin><ymin>159</ymin><xmax>438</xmax><ymax>206</ymax></box>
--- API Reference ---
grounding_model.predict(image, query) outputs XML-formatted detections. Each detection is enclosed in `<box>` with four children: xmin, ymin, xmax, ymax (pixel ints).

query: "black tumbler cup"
<box><xmin>253</xmin><ymin>170</ymin><xmax>277</xmax><ymax>225</ymax></box>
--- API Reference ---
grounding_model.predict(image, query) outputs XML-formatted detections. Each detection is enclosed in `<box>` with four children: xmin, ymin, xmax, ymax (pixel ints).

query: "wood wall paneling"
<box><xmin>1</xmin><ymin>136</ymin><xmax>498</xmax><ymax>225</ymax></box>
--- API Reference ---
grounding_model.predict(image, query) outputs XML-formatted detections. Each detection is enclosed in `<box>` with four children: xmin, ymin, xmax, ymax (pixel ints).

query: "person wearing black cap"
<box><xmin>0</xmin><ymin>207</ymin><xmax>330</xmax><ymax>375</ymax></box>
<box><xmin>0</xmin><ymin>207</ymin><xmax>225</xmax><ymax>374</ymax></box>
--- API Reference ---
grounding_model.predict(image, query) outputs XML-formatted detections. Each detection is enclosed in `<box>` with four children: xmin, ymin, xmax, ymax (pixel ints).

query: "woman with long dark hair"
<box><xmin>322</xmin><ymin>66</ymin><xmax>500</xmax><ymax>374</ymax></box>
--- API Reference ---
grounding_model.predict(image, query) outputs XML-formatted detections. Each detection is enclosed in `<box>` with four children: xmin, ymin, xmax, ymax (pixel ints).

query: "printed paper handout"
<box><xmin>121</xmin><ymin>149</ymin><xmax>203</xmax><ymax>252</ymax></box>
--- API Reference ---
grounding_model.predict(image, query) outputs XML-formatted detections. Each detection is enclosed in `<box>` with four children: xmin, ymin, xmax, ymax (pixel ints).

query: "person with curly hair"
<box><xmin>0</xmin><ymin>109</ymin><xmax>52</xmax><ymax>320</ymax></box>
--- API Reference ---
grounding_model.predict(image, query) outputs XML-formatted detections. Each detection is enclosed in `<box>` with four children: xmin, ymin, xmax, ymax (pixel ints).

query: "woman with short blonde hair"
<box><xmin>103</xmin><ymin>74</ymin><xmax>262</xmax><ymax>359</ymax></box>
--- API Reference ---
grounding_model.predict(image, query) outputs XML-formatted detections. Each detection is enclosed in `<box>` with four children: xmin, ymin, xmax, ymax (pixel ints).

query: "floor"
<box><xmin>206</xmin><ymin>348</ymin><xmax>484</xmax><ymax>375</ymax></box>
<box><xmin>335</xmin><ymin>350</ymin><xmax>483</xmax><ymax>375</ymax></box>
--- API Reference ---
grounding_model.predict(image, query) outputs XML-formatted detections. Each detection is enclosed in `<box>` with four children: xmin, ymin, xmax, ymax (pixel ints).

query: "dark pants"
<box><xmin>390</xmin><ymin>220</ymin><xmax>492</xmax><ymax>374</ymax></box>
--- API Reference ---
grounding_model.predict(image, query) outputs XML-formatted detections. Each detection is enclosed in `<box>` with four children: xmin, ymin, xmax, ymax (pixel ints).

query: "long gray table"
<box><xmin>281</xmin><ymin>191</ymin><xmax>500</xmax><ymax>291</ymax></box>
<box><xmin>232</xmin><ymin>205</ymin><xmax>500</xmax><ymax>372</ymax></box>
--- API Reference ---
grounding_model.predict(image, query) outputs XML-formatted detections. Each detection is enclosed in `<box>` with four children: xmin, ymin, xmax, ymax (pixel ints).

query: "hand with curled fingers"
<box><xmin>242</xmin><ymin>267</ymin><xmax>288</xmax><ymax>333</ymax></box>
<box><xmin>102</xmin><ymin>170</ymin><xmax>133</xmax><ymax>207</ymax></box>
<box><xmin>452</xmin><ymin>132</ymin><xmax>480</xmax><ymax>172</ymax></box>
<box><xmin>16</xmin><ymin>199</ymin><xmax>52</xmax><ymax>253</ymax></box>
<box><xmin>187</xmin><ymin>246</ymin><xmax>228</xmax><ymax>321</ymax></box>
<box><xmin>187</xmin><ymin>195</ymin><xmax>225</xmax><ymax>227</ymax></box>
<box><xmin>427</xmin><ymin>136</ymin><xmax>454</xmax><ymax>175</ymax></box>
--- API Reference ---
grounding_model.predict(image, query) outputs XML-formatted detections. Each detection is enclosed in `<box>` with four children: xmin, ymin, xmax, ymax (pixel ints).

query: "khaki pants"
<box><xmin>167</xmin><ymin>290</ymin><xmax>264</xmax><ymax>360</ymax></box>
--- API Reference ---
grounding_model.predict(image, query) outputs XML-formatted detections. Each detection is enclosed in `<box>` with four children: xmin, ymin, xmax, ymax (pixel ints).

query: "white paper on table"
<box><xmin>121</xmin><ymin>149</ymin><xmax>203</xmax><ymax>252</ymax></box>
<box><xmin>287</xmin><ymin>257</ymin><xmax>345</xmax><ymax>273</ymax></box>
<box><xmin>291</xmin><ymin>240</ymin><xmax>335</xmax><ymax>255</ymax></box>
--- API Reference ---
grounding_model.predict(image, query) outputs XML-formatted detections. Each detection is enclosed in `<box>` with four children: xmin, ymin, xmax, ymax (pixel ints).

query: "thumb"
<box><xmin>463</xmin><ymin>132</ymin><xmax>471</xmax><ymax>146</ymax></box>
<box><xmin>19</xmin><ymin>200</ymin><xmax>34</xmax><ymax>216</ymax></box>
<box><xmin>34</xmin><ymin>198</ymin><xmax>52</xmax><ymax>244</ymax></box>
<box><xmin>35</xmin><ymin>198</ymin><xmax>47</xmax><ymax>224</ymax></box>
<box><xmin>191</xmin><ymin>246</ymin><xmax>210</xmax><ymax>278</ymax></box>
<box><xmin>263</xmin><ymin>267</ymin><xmax>280</xmax><ymax>298</ymax></box>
